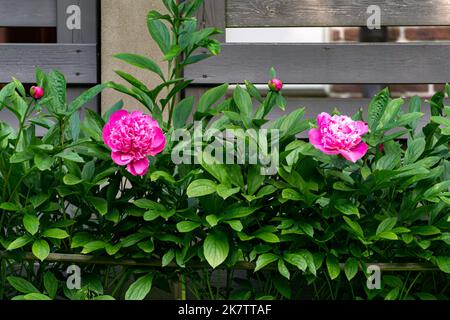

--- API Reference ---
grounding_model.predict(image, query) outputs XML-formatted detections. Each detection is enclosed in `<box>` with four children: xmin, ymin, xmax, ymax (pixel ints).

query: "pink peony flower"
<box><xmin>30</xmin><ymin>86</ymin><xmax>44</xmax><ymax>99</ymax></box>
<box><xmin>309</xmin><ymin>112</ymin><xmax>369</xmax><ymax>163</ymax></box>
<box><xmin>102</xmin><ymin>110</ymin><xmax>166</xmax><ymax>176</ymax></box>
<box><xmin>268</xmin><ymin>78</ymin><xmax>283</xmax><ymax>92</ymax></box>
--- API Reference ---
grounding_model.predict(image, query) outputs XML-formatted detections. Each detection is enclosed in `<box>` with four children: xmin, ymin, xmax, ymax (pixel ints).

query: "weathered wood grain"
<box><xmin>0</xmin><ymin>44</ymin><xmax>97</xmax><ymax>84</ymax></box>
<box><xmin>185</xmin><ymin>43</ymin><xmax>450</xmax><ymax>84</ymax></box>
<box><xmin>0</xmin><ymin>0</ymin><xmax>57</xmax><ymax>27</ymax></box>
<box><xmin>227</xmin><ymin>0</ymin><xmax>450</xmax><ymax>27</ymax></box>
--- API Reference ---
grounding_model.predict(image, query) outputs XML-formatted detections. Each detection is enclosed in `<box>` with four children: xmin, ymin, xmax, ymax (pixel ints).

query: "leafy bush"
<box><xmin>0</xmin><ymin>0</ymin><xmax>448</xmax><ymax>300</ymax></box>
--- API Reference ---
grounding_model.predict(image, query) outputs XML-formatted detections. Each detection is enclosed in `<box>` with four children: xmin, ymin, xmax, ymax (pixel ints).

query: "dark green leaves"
<box><xmin>197</xmin><ymin>83</ymin><xmax>228</xmax><ymax>113</ymax></box>
<box><xmin>125</xmin><ymin>273</ymin><xmax>154</xmax><ymax>300</ymax></box>
<box><xmin>147</xmin><ymin>14</ymin><xmax>171</xmax><ymax>54</ymax></box>
<box><xmin>173</xmin><ymin>96</ymin><xmax>194</xmax><ymax>128</ymax></box>
<box><xmin>114</xmin><ymin>53</ymin><xmax>165</xmax><ymax>80</ymax></box>
<box><xmin>203</xmin><ymin>231</ymin><xmax>229</xmax><ymax>268</ymax></box>
<box><xmin>32</xmin><ymin>239</ymin><xmax>50</xmax><ymax>261</ymax></box>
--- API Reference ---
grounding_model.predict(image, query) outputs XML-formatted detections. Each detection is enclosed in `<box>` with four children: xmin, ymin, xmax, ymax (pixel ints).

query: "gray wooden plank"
<box><xmin>227</xmin><ymin>0</ymin><xmax>450</xmax><ymax>27</ymax></box>
<box><xmin>196</xmin><ymin>0</ymin><xmax>226</xmax><ymax>42</ymax></box>
<box><xmin>57</xmin><ymin>0</ymin><xmax>98</xmax><ymax>44</ymax></box>
<box><xmin>185</xmin><ymin>43</ymin><xmax>450</xmax><ymax>84</ymax></box>
<box><xmin>0</xmin><ymin>0</ymin><xmax>57</xmax><ymax>27</ymax></box>
<box><xmin>0</xmin><ymin>44</ymin><xmax>97</xmax><ymax>84</ymax></box>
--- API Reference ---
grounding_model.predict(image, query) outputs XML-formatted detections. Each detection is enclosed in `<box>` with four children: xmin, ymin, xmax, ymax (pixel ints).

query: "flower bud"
<box><xmin>30</xmin><ymin>86</ymin><xmax>44</xmax><ymax>100</ymax></box>
<box><xmin>268</xmin><ymin>78</ymin><xmax>283</xmax><ymax>92</ymax></box>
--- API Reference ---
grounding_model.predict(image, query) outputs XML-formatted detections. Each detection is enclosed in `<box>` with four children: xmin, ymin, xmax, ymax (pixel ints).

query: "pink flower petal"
<box><xmin>340</xmin><ymin>142</ymin><xmax>368</xmax><ymax>163</ymax></box>
<box><xmin>102</xmin><ymin>123</ymin><xmax>111</xmax><ymax>146</ymax></box>
<box><xmin>111</xmin><ymin>152</ymin><xmax>133</xmax><ymax>166</ymax></box>
<box><xmin>149</xmin><ymin>128</ymin><xmax>166</xmax><ymax>156</ymax></box>
<box><xmin>309</xmin><ymin>128</ymin><xmax>339</xmax><ymax>155</ymax></box>
<box><xmin>108</xmin><ymin>109</ymin><xmax>129</xmax><ymax>127</ymax></box>
<box><xmin>317</xmin><ymin>112</ymin><xmax>331</xmax><ymax>128</ymax></box>
<box><xmin>127</xmin><ymin>158</ymin><xmax>149</xmax><ymax>176</ymax></box>
<box><xmin>355</xmin><ymin>121</ymin><xmax>369</xmax><ymax>135</ymax></box>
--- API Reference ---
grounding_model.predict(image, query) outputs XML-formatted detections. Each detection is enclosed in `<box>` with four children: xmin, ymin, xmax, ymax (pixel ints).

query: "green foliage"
<box><xmin>0</xmin><ymin>0</ymin><xmax>448</xmax><ymax>301</ymax></box>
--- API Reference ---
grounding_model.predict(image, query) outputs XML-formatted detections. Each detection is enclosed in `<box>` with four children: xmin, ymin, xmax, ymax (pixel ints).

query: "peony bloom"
<box><xmin>268</xmin><ymin>78</ymin><xmax>283</xmax><ymax>92</ymax></box>
<box><xmin>30</xmin><ymin>86</ymin><xmax>44</xmax><ymax>99</ymax></box>
<box><xmin>309</xmin><ymin>112</ymin><xmax>369</xmax><ymax>163</ymax></box>
<box><xmin>102</xmin><ymin>110</ymin><xmax>166</xmax><ymax>176</ymax></box>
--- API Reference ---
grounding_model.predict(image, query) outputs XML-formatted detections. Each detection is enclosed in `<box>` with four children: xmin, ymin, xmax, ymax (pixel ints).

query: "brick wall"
<box><xmin>330</xmin><ymin>26</ymin><xmax>450</xmax><ymax>98</ymax></box>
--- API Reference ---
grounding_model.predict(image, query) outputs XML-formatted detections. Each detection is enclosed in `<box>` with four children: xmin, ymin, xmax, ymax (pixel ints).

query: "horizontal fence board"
<box><xmin>185</xmin><ymin>43</ymin><xmax>450</xmax><ymax>84</ymax></box>
<box><xmin>227</xmin><ymin>0</ymin><xmax>450</xmax><ymax>27</ymax></box>
<box><xmin>0</xmin><ymin>44</ymin><xmax>97</xmax><ymax>84</ymax></box>
<box><xmin>0</xmin><ymin>0</ymin><xmax>57</xmax><ymax>27</ymax></box>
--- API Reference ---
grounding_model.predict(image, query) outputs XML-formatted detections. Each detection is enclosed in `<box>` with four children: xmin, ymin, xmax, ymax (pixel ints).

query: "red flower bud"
<box><xmin>268</xmin><ymin>78</ymin><xmax>283</xmax><ymax>92</ymax></box>
<box><xmin>30</xmin><ymin>86</ymin><xmax>44</xmax><ymax>100</ymax></box>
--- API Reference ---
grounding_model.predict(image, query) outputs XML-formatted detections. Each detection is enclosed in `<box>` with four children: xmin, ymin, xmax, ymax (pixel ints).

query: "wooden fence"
<box><xmin>0</xmin><ymin>0</ymin><xmax>99</xmax><ymax>115</ymax></box>
<box><xmin>186</xmin><ymin>0</ymin><xmax>450</xmax><ymax>132</ymax></box>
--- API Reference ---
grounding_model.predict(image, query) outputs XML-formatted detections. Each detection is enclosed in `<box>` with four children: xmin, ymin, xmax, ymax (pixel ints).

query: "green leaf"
<box><xmin>42</xmin><ymin>228</ymin><xmax>69</xmax><ymax>239</ymax></box>
<box><xmin>137</xmin><ymin>240</ymin><xmax>154</xmax><ymax>254</ymax></box>
<box><xmin>385</xmin><ymin>287</ymin><xmax>400</xmax><ymax>300</ymax></box>
<box><xmin>10</xmin><ymin>151</ymin><xmax>33</xmax><ymax>164</ymax></box>
<box><xmin>344</xmin><ymin>258</ymin><xmax>359</xmax><ymax>281</ymax></box>
<box><xmin>30</xmin><ymin>193</ymin><xmax>50</xmax><ymax>209</ymax></box>
<box><xmin>43</xmin><ymin>272</ymin><xmax>58</xmax><ymax>299</ymax></box>
<box><xmin>173</xmin><ymin>96</ymin><xmax>194</xmax><ymax>129</ymax></box>
<box><xmin>283</xmin><ymin>253</ymin><xmax>307</xmax><ymax>272</ymax></box>
<box><xmin>63</xmin><ymin>174</ymin><xmax>83</xmax><ymax>186</ymax></box>
<box><xmin>223</xmin><ymin>206</ymin><xmax>258</xmax><ymax>220</ymax></box>
<box><xmin>377</xmin><ymin>98</ymin><xmax>403</xmax><ymax>130</ymax></box>
<box><xmin>68</xmin><ymin>83</ymin><xmax>107</xmax><ymax>114</ymax></box>
<box><xmin>147</xmin><ymin>16</ymin><xmax>171</xmax><ymax>54</ymax></box>
<box><xmin>216</xmin><ymin>184</ymin><xmax>240</xmax><ymax>200</ymax></box>
<box><xmin>224</xmin><ymin>220</ymin><xmax>243</xmax><ymax>232</ymax></box>
<box><xmin>436</xmin><ymin>256</ymin><xmax>450</xmax><ymax>274</ymax></box>
<box><xmin>125</xmin><ymin>273</ymin><xmax>154</xmax><ymax>300</ymax></box>
<box><xmin>0</xmin><ymin>202</ymin><xmax>21</xmax><ymax>211</ymax></box>
<box><xmin>411</xmin><ymin>226</ymin><xmax>441</xmax><ymax>236</ymax></box>
<box><xmin>326</xmin><ymin>255</ymin><xmax>341</xmax><ymax>280</ymax></box>
<box><xmin>204</xmin><ymin>231</ymin><xmax>229</xmax><ymax>269</ymax></box>
<box><xmin>57</xmin><ymin>152</ymin><xmax>85</xmax><ymax>163</ymax></box>
<box><xmin>32</xmin><ymin>239</ymin><xmax>50</xmax><ymax>261</ymax></box>
<box><xmin>404</xmin><ymin>138</ymin><xmax>425</xmax><ymax>164</ymax></box>
<box><xmin>335</xmin><ymin>201</ymin><xmax>360</xmax><ymax>218</ymax></box>
<box><xmin>255</xmin><ymin>253</ymin><xmax>278</xmax><ymax>272</ymax></box>
<box><xmin>233</xmin><ymin>85</ymin><xmax>253</xmax><ymax>118</ymax></box>
<box><xmin>7</xmin><ymin>276</ymin><xmax>39</xmax><ymax>294</ymax></box>
<box><xmin>150</xmin><ymin>171</ymin><xmax>176</xmax><ymax>184</ymax></box>
<box><xmin>34</xmin><ymin>151</ymin><xmax>54</xmax><ymax>171</ymax></box>
<box><xmin>23</xmin><ymin>213</ymin><xmax>40</xmax><ymax>235</ymax></box>
<box><xmin>376</xmin><ymin>217</ymin><xmax>398</xmax><ymax>235</ymax></box>
<box><xmin>7</xmin><ymin>235</ymin><xmax>33</xmax><ymax>250</ymax></box>
<box><xmin>23</xmin><ymin>293</ymin><xmax>52</xmax><ymax>300</ymax></box>
<box><xmin>162</xmin><ymin>249</ymin><xmax>175</xmax><ymax>267</ymax></box>
<box><xmin>278</xmin><ymin>259</ymin><xmax>290</xmax><ymax>280</ymax></box>
<box><xmin>255</xmin><ymin>233</ymin><xmax>280</xmax><ymax>243</ymax></box>
<box><xmin>47</xmin><ymin>70</ymin><xmax>67</xmax><ymax>113</ymax></box>
<box><xmin>81</xmin><ymin>241</ymin><xmax>106</xmax><ymax>254</ymax></box>
<box><xmin>343</xmin><ymin>216</ymin><xmax>364</xmax><ymax>238</ymax></box>
<box><xmin>368</xmin><ymin>87</ymin><xmax>390</xmax><ymax>130</ymax></box>
<box><xmin>114</xmin><ymin>53</ymin><xmax>164</xmax><ymax>80</ymax></box>
<box><xmin>87</xmin><ymin>197</ymin><xmax>108</xmax><ymax>216</ymax></box>
<box><xmin>377</xmin><ymin>231</ymin><xmax>398</xmax><ymax>240</ymax></box>
<box><xmin>176</xmin><ymin>221</ymin><xmax>201</xmax><ymax>233</ymax></box>
<box><xmin>197</xmin><ymin>83</ymin><xmax>228</xmax><ymax>113</ymax></box>
<box><xmin>93</xmin><ymin>295</ymin><xmax>115</xmax><ymax>300</ymax></box>
<box><xmin>187</xmin><ymin>179</ymin><xmax>217</xmax><ymax>197</ymax></box>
